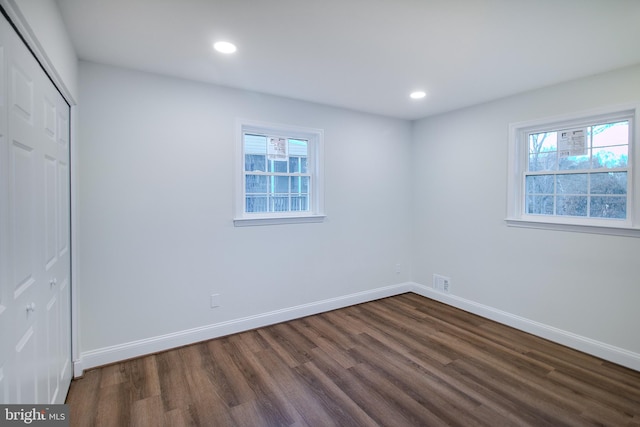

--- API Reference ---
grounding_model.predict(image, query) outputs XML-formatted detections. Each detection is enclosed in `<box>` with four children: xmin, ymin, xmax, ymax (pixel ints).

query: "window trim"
<box><xmin>506</xmin><ymin>103</ymin><xmax>640</xmax><ymax>237</ymax></box>
<box><xmin>234</xmin><ymin>119</ymin><xmax>325</xmax><ymax>226</ymax></box>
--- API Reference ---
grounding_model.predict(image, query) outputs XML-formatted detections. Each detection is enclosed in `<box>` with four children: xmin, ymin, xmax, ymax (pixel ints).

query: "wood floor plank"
<box><xmin>66</xmin><ymin>368</ymin><xmax>101</xmax><ymax>426</ymax></box>
<box><xmin>162</xmin><ymin>408</ymin><xmax>195</xmax><ymax>427</ymax></box>
<box><xmin>66</xmin><ymin>294</ymin><xmax>640</xmax><ymax>426</ymax></box>
<box><xmin>130</xmin><ymin>396</ymin><xmax>164</xmax><ymax>427</ymax></box>
<box><xmin>257</xmin><ymin>323</ymin><xmax>314</xmax><ymax>368</ymax></box>
<box><xmin>95</xmin><ymin>382</ymin><xmax>133</xmax><ymax>427</ymax></box>
<box><xmin>155</xmin><ymin>350</ymin><xmax>193</xmax><ymax>412</ymax></box>
<box><xmin>204</xmin><ymin>338</ymin><xmax>256</xmax><ymax>407</ymax></box>
<box><xmin>308</xmin><ymin>345</ymin><xmax>420</xmax><ymax>427</ymax></box>
<box><xmin>348</xmin><ymin>342</ymin><xmax>489</xmax><ymax>426</ymax></box>
<box><xmin>353</xmin><ymin>330</ymin><xmax>522</xmax><ymax>425</ymax></box>
<box><xmin>127</xmin><ymin>355</ymin><xmax>160</xmax><ymax>401</ymax></box>
<box><xmin>288</xmin><ymin>319</ymin><xmax>358</xmax><ymax>369</ymax></box>
<box><xmin>349</xmin><ymin>303</ymin><xmax>458</xmax><ymax>365</ymax></box>
<box><xmin>224</xmin><ymin>334</ymin><xmax>300</xmax><ymax>426</ymax></box>
<box><xmin>178</xmin><ymin>344</ymin><xmax>238</xmax><ymax>426</ymax></box>
<box><xmin>349</xmin><ymin>360</ymin><xmax>451</xmax><ymax>426</ymax></box>
<box><xmin>256</xmin><ymin>348</ymin><xmax>339</xmax><ymax>426</ymax></box>
<box><xmin>295</xmin><ymin>350</ymin><xmax>379</xmax><ymax>426</ymax></box>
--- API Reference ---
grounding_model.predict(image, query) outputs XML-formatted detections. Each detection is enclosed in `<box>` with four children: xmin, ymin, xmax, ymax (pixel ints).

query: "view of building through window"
<box><xmin>244</xmin><ymin>133</ymin><xmax>310</xmax><ymax>213</ymax></box>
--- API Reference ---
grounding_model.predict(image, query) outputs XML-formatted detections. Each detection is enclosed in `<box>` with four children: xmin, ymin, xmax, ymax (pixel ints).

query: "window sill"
<box><xmin>234</xmin><ymin>214</ymin><xmax>326</xmax><ymax>227</ymax></box>
<box><xmin>505</xmin><ymin>217</ymin><xmax>640</xmax><ymax>238</ymax></box>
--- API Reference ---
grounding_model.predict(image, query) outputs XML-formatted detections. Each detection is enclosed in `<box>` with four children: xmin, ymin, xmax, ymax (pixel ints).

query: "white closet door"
<box><xmin>0</xmin><ymin>11</ymin><xmax>72</xmax><ymax>404</ymax></box>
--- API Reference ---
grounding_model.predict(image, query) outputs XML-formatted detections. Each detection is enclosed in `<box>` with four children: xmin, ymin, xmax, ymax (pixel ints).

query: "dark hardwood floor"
<box><xmin>66</xmin><ymin>293</ymin><xmax>640</xmax><ymax>426</ymax></box>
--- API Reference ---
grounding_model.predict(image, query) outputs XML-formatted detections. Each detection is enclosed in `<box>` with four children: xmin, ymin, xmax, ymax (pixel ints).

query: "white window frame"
<box><xmin>506</xmin><ymin>104</ymin><xmax>640</xmax><ymax>237</ymax></box>
<box><xmin>234</xmin><ymin>119</ymin><xmax>325</xmax><ymax>226</ymax></box>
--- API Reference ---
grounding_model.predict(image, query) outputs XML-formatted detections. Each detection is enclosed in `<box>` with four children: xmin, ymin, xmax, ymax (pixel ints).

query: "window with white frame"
<box><xmin>234</xmin><ymin>120</ymin><xmax>325</xmax><ymax>226</ymax></box>
<box><xmin>506</xmin><ymin>105</ymin><xmax>640</xmax><ymax>237</ymax></box>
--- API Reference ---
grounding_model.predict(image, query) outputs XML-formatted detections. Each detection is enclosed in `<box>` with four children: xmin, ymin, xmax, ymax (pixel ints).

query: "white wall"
<box><xmin>77</xmin><ymin>61</ymin><xmax>413</xmax><ymax>367</ymax></box>
<box><xmin>411</xmin><ymin>64</ymin><xmax>640</xmax><ymax>363</ymax></box>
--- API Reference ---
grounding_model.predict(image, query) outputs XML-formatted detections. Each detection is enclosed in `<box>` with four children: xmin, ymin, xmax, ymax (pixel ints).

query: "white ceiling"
<box><xmin>56</xmin><ymin>0</ymin><xmax>640</xmax><ymax>120</ymax></box>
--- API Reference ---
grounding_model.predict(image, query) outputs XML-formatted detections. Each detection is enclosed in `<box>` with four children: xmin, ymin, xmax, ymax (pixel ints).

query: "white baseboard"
<box><xmin>73</xmin><ymin>282</ymin><xmax>413</xmax><ymax>376</ymax></box>
<box><xmin>409</xmin><ymin>282</ymin><xmax>640</xmax><ymax>372</ymax></box>
<box><xmin>73</xmin><ymin>281</ymin><xmax>640</xmax><ymax>377</ymax></box>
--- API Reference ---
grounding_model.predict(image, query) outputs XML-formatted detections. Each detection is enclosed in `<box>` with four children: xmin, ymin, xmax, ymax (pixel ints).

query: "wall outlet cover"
<box><xmin>210</xmin><ymin>293</ymin><xmax>221</xmax><ymax>308</ymax></box>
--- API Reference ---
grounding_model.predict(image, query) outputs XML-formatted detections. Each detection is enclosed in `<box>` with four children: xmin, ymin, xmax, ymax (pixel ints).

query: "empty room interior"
<box><xmin>1</xmin><ymin>0</ymin><xmax>640</xmax><ymax>425</ymax></box>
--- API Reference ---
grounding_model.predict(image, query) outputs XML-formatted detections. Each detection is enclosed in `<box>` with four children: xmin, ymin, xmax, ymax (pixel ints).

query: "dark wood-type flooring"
<box><xmin>66</xmin><ymin>293</ymin><xmax>640</xmax><ymax>426</ymax></box>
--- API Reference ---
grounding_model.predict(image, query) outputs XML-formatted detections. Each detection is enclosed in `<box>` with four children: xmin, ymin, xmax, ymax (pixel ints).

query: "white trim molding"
<box><xmin>505</xmin><ymin>217</ymin><xmax>640</xmax><ymax>238</ymax></box>
<box><xmin>410</xmin><ymin>282</ymin><xmax>640</xmax><ymax>372</ymax></box>
<box><xmin>73</xmin><ymin>281</ymin><xmax>640</xmax><ymax>376</ymax></box>
<box><xmin>74</xmin><ymin>282</ymin><xmax>413</xmax><ymax>376</ymax></box>
<box><xmin>234</xmin><ymin>214</ymin><xmax>326</xmax><ymax>227</ymax></box>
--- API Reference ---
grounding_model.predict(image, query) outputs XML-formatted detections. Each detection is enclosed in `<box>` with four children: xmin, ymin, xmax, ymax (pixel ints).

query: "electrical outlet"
<box><xmin>210</xmin><ymin>293</ymin><xmax>221</xmax><ymax>308</ymax></box>
<box><xmin>395</xmin><ymin>263</ymin><xmax>401</xmax><ymax>274</ymax></box>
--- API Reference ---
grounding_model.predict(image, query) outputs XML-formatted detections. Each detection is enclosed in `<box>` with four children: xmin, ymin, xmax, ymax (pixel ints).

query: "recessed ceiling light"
<box><xmin>410</xmin><ymin>91</ymin><xmax>427</xmax><ymax>99</ymax></box>
<box><xmin>213</xmin><ymin>41</ymin><xmax>237</xmax><ymax>54</ymax></box>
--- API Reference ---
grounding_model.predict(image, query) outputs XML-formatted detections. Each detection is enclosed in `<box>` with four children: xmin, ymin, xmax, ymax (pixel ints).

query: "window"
<box><xmin>506</xmin><ymin>105</ymin><xmax>640</xmax><ymax>237</ymax></box>
<box><xmin>234</xmin><ymin>120</ymin><xmax>325</xmax><ymax>226</ymax></box>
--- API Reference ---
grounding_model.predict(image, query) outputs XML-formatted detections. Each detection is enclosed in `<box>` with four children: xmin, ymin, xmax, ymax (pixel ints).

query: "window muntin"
<box><xmin>244</xmin><ymin>134</ymin><xmax>311</xmax><ymax>214</ymax></box>
<box><xmin>235</xmin><ymin>120</ymin><xmax>324</xmax><ymax>226</ymax></box>
<box><xmin>525</xmin><ymin>120</ymin><xmax>629</xmax><ymax>220</ymax></box>
<box><xmin>506</xmin><ymin>105</ymin><xmax>640</xmax><ymax>237</ymax></box>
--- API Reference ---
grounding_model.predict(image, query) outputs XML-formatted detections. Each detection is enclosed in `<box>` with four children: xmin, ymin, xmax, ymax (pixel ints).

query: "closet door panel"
<box><xmin>14</xmin><ymin>326</ymin><xmax>37</xmax><ymax>403</ymax></box>
<box><xmin>8</xmin><ymin>32</ymin><xmax>44</xmax><ymax>404</ymax></box>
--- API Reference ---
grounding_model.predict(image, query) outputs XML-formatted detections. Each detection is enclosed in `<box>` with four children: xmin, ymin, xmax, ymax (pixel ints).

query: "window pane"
<box><xmin>289</xmin><ymin>156</ymin><xmax>299</xmax><ymax>173</ymax></box>
<box><xmin>528</xmin><ymin>132</ymin><xmax>557</xmax><ymax>172</ymax></box>
<box><xmin>556</xmin><ymin>174</ymin><xmax>587</xmax><ymax>195</ymax></box>
<box><xmin>529</xmin><ymin>151</ymin><xmax>557</xmax><ymax>172</ymax></box>
<box><xmin>592</xmin><ymin>121</ymin><xmax>628</xmax><ymax>148</ymax></box>
<box><xmin>590</xmin><ymin>196</ymin><xmax>626</xmax><ymax>219</ymax></box>
<box><xmin>558</xmin><ymin>154</ymin><xmax>590</xmax><ymax>171</ymax></box>
<box><xmin>245</xmin><ymin>134</ymin><xmax>267</xmax><ymax>153</ymax></box>
<box><xmin>556</xmin><ymin>196</ymin><xmax>587</xmax><ymax>216</ymax></box>
<box><xmin>273</xmin><ymin>176</ymin><xmax>289</xmax><ymax>193</ymax></box>
<box><xmin>270</xmin><ymin>196</ymin><xmax>289</xmax><ymax>212</ymax></box>
<box><xmin>268</xmin><ymin>160</ymin><xmax>288</xmax><ymax>173</ymax></box>
<box><xmin>246</xmin><ymin>175</ymin><xmax>267</xmax><ymax>193</ymax></box>
<box><xmin>592</xmin><ymin>146</ymin><xmax>628</xmax><ymax>169</ymax></box>
<box><xmin>591</xmin><ymin>172</ymin><xmax>627</xmax><ymax>195</ymax></box>
<box><xmin>246</xmin><ymin>196</ymin><xmax>267</xmax><ymax>212</ymax></box>
<box><xmin>529</xmin><ymin>132</ymin><xmax>557</xmax><ymax>154</ymax></box>
<box><xmin>291</xmin><ymin>195</ymin><xmax>308</xmax><ymax>211</ymax></box>
<box><xmin>526</xmin><ymin>175</ymin><xmax>554</xmax><ymax>194</ymax></box>
<box><xmin>302</xmin><ymin>176</ymin><xmax>309</xmax><ymax>193</ymax></box>
<box><xmin>245</xmin><ymin>154</ymin><xmax>266</xmax><ymax>172</ymax></box>
<box><xmin>289</xmin><ymin>139</ymin><xmax>308</xmax><ymax>156</ymax></box>
<box><xmin>526</xmin><ymin>195</ymin><xmax>554</xmax><ymax>215</ymax></box>
<box><xmin>300</xmin><ymin>157</ymin><xmax>308</xmax><ymax>173</ymax></box>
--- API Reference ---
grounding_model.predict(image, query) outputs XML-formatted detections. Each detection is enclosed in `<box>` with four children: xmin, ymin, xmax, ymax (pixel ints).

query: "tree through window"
<box><xmin>507</xmin><ymin>105</ymin><xmax>639</xmax><ymax>236</ymax></box>
<box><xmin>526</xmin><ymin>121</ymin><xmax>629</xmax><ymax>219</ymax></box>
